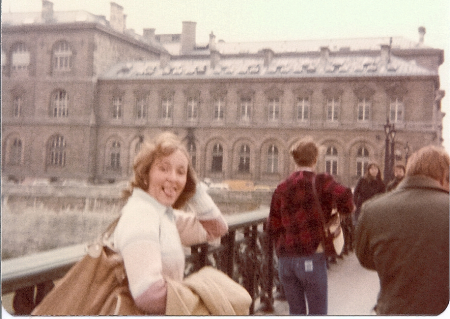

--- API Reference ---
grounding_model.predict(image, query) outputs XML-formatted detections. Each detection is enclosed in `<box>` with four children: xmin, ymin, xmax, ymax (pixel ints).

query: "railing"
<box><xmin>2</xmin><ymin>206</ymin><xmax>279</xmax><ymax>315</ymax></box>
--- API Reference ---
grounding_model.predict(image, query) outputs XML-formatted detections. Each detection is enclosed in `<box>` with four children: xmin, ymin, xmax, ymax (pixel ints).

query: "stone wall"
<box><xmin>1</xmin><ymin>185</ymin><xmax>272</xmax><ymax>259</ymax></box>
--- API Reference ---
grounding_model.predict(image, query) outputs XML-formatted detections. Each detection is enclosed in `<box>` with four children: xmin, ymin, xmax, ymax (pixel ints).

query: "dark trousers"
<box><xmin>278</xmin><ymin>253</ymin><xmax>328</xmax><ymax>315</ymax></box>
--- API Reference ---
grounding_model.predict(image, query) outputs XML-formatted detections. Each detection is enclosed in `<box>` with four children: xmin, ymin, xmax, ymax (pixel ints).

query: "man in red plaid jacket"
<box><xmin>267</xmin><ymin>137</ymin><xmax>354</xmax><ymax>315</ymax></box>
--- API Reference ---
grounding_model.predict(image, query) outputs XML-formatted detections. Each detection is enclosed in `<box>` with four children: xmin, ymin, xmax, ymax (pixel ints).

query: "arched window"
<box><xmin>135</xmin><ymin>139</ymin><xmax>143</xmax><ymax>155</ymax></box>
<box><xmin>211</xmin><ymin>143</ymin><xmax>223</xmax><ymax>172</ymax></box>
<box><xmin>13</xmin><ymin>96</ymin><xmax>23</xmax><ymax>117</ymax></box>
<box><xmin>9</xmin><ymin>138</ymin><xmax>22</xmax><ymax>165</ymax></box>
<box><xmin>188</xmin><ymin>141</ymin><xmax>196</xmax><ymax>169</ymax></box>
<box><xmin>267</xmin><ymin>144</ymin><xmax>279</xmax><ymax>173</ymax></box>
<box><xmin>52</xmin><ymin>90</ymin><xmax>69</xmax><ymax>117</ymax></box>
<box><xmin>325</xmin><ymin>146</ymin><xmax>338</xmax><ymax>175</ymax></box>
<box><xmin>53</xmin><ymin>41</ymin><xmax>72</xmax><ymax>71</ymax></box>
<box><xmin>356</xmin><ymin>147</ymin><xmax>370</xmax><ymax>177</ymax></box>
<box><xmin>11</xmin><ymin>42</ymin><xmax>30</xmax><ymax>72</ymax></box>
<box><xmin>109</xmin><ymin>141</ymin><xmax>121</xmax><ymax>170</ymax></box>
<box><xmin>47</xmin><ymin>135</ymin><xmax>66</xmax><ymax>167</ymax></box>
<box><xmin>238</xmin><ymin>144</ymin><xmax>250</xmax><ymax>172</ymax></box>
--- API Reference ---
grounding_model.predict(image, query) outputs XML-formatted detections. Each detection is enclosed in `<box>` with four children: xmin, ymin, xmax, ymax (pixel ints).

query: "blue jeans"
<box><xmin>278</xmin><ymin>253</ymin><xmax>328</xmax><ymax>315</ymax></box>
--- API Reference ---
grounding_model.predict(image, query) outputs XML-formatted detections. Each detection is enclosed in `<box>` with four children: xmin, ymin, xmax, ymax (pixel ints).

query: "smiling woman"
<box><xmin>114</xmin><ymin>131</ymin><xmax>229</xmax><ymax>314</ymax></box>
<box><xmin>147</xmin><ymin>149</ymin><xmax>189</xmax><ymax>207</ymax></box>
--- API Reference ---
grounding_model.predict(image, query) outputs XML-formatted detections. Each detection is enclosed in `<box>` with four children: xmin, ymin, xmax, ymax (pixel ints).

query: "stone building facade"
<box><xmin>2</xmin><ymin>2</ymin><xmax>446</xmax><ymax>188</ymax></box>
<box><xmin>2</xmin><ymin>1</ymin><xmax>164</xmax><ymax>181</ymax></box>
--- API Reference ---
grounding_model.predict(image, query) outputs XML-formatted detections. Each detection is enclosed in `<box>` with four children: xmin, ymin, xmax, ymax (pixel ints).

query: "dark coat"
<box><xmin>353</xmin><ymin>177</ymin><xmax>385</xmax><ymax>211</ymax></box>
<box><xmin>355</xmin><ymin>176</ymin><xmax>449</xmax><ymax>315</ymax></box>
<box><xmin>386</xmin><ymin>177</ymin><xmax>403</xmax><ymax>192</ymax></box>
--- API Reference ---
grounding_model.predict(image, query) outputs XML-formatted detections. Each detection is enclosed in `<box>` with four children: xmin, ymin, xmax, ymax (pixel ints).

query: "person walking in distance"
<box><xmin>385</xmin><ymin>164</ymin><xmax>405</xmax><ymax>192</ymax></box>
<box><xmin>266</xmin><ymin>137</ymin><xmax>354</xmax><ymax>315</ymax></box>
<box><xmin>353</xmin><ymin>162</ymin><xmax>385</xmax><ymax>224</ymax></box>
<box><xmin>355</xmin><ymin>145</ymin><xmax>449</xmax><ymax>315</ymax></box>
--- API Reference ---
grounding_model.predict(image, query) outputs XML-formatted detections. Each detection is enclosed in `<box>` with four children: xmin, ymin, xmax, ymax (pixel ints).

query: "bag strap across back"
<box><xmin>311</xmin><ymin>176</ymin><xmax>331</xmax><ymax>252</ymax></box>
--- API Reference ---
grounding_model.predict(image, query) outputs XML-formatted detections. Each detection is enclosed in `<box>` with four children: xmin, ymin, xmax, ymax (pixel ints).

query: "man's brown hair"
<box><xmin>290</xmin><ymin>137</ymin><xmax>318</xmax><ymax>167</ymax></box>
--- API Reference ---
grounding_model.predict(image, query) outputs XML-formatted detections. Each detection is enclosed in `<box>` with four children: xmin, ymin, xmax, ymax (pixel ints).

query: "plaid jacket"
<box><xmin>267</xmin><ymin>170</ymin><xmax>354</xmax><ymax>257</ymax></box>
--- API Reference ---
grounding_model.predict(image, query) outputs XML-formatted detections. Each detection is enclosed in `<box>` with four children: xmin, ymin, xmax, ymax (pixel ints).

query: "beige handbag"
<box><xmin>312</xmin><ymin>177</ymin><xmax>345</xmax><ymax>256</ymax></box>
<box><xmin>31</xmin><ymin>218</ymin><xmax>145</xmax><ymax>316</ymax></box>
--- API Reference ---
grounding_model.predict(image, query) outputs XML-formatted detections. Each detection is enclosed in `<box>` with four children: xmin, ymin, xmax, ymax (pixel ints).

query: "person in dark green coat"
<box><xmin>355</xmin><ymin>145</ymin><xmax>449</xmax><ymax>315</ymax></box>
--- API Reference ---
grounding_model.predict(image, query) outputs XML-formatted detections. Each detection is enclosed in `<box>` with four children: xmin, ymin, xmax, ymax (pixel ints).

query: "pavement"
<box><xmin>256</xmin><ymin>252</ymin><xmax>380</xmax><ymax>316</ymax></box>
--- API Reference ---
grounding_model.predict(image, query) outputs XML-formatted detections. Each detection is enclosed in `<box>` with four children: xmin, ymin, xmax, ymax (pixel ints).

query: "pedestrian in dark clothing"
<box><xmin>340</xmin><ymin>214</ymin><xmax>354</xmax><ymax>255</ymax></box>
<box><xmin>353</xmin><ymin>162</ymin><xmax>385</xmax><ymax>224</ymax></box>
<box><xmin>266</xmin><ymin>137</ymin><xmax>354</xmax><ymax>315</ymax></box>
<box><xmin>386</xmin><ymin>164</ymin><xmax>405</xmax><ymax>192</ymax></box>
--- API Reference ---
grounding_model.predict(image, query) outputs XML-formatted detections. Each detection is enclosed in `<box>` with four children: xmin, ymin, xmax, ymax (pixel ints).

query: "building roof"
<box><xmin>1</xmin><ymin>11</ymin><xmax>167</xmax><ymax>53</ymax></box>
<box><xmin>160</xmin><ymin>35</ymin><xmax>436</xmax><ymax>57</ymax></box>
<box><xmin>1</xmin><ymin>10</ymin><xmax>105</xmax><ymax>26</ymax></box>
<box><xmin>100</xmin><ymin>53</ymin><xmax>436</xmax><ymax>81</ymax></box>
<box><xmin>214</xmin><ymin>36</ymin><xmax>433</xmax><ymax>54</ymax></box>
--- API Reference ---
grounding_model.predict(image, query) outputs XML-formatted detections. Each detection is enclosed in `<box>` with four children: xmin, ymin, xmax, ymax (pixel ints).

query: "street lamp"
<box><xmin>389</xmin><ymin>125</ymin><xmax>396</xmax><ymax>182</ymax></box>
<box><xmin>404</xmin><ymin>142</ymin><xmax>410</xmax><ymax>165</ymax></box>
<box><xmin>384</xmin><ymin>118</ymin><xmax>396</xmax><ymax>182</ymax></box>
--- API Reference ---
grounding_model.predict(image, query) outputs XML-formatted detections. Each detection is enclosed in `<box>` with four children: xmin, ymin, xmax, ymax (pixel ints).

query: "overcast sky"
<box><xmin>2</xmin><ymin>0</ymin><xmax>450</xmax><ymax>151</ymax></box>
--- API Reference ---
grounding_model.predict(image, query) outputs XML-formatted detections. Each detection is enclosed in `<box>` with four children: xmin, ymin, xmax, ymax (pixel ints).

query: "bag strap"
<box><xmin>311</xmin><ymin>176</ymin><xmax>329</xmax><ymax>249</ymax></box>
<box><xmin>103</xmin><ymin>216</ymin><xmax>121</xmax><ymax>239</ymax></box>
<box><xmin>97</xmin><ymin>216</ymin><xmax>121</xmax><ymax>250</ymax></box>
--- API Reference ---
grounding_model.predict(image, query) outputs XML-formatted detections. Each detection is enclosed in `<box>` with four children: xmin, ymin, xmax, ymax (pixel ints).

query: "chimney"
<box><xmin>143</xmin><ymin>28</ymin><xmax>156</xmax><ymax>41</ymax></box>
<box><xmin>210</xmin><ymin>50</ymin><xmax>220</xmax><ymax>69</ymax></box>
<box><xmin>209</xmin><ymin>32</ymin><xmax>216</xmax><ymax>51</ymax></box>
<box><xmin>181</xmin><ymin>21</ymin><xmax>196</xmax><ymax>54</ymax></box>
<box><xmin>262</xmin><ymin>48</ymin><xmax>274</xmax><ymax>67</ymax></box>
<box><xmin>320</xmin><ymin>47</ymin><xmax>330</xmax><ymax>61</ymax></box>
<box><xmin>110</xmin><ymin>2</ymin><xmax>125</xmax><ymax>33</ymax></box>
<box><xmin>381</xmin><ymin>44</ymin><xmax>390</xmax><ymax>64</ymax></box>
<box><xmin>42</xmin><ymin>0</ymin><xmax>54</xmax><ymax>22</ymax></box>
<box><xmin>160</xmin><ymin>51</ymin><xmax>170</xmax><ymax>68</ymax></box>
<box><xmin>418</xmin><ymin>26</ymin><xmax>426</xmax><ymax>44</ymax></box>
<box><xmin>209</xmin><ymin>32</ymin><xmax>220</xmax><ymax>68</ymax></box>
